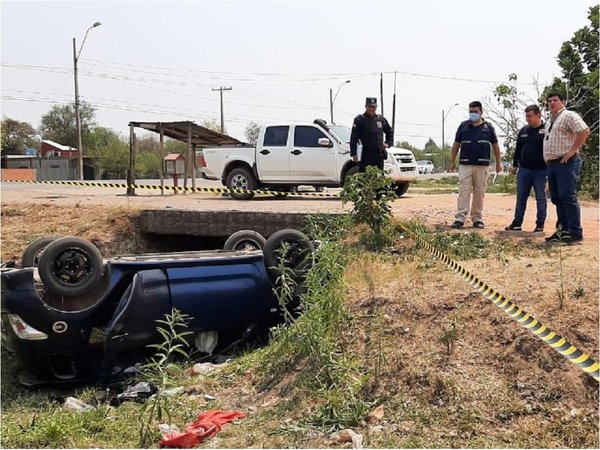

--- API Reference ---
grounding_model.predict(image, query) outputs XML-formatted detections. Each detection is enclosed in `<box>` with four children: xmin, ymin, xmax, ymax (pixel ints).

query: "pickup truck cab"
<box><xmin>202</xmin><ymin>120</ymin><xmax>418</xmax><ymax>199</ymax></box>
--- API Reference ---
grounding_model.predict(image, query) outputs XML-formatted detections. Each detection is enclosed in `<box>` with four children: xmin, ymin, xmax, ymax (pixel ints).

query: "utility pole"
<box><xmin>329</xmin><ymin>89</ymin><xmax>333</xmax><ymax>123</ymax></box>
<box><xmin>392</xmin><ymin>71</ymin><xmax>397</xmax><ymax>143</ymax></box>
<box><xmin>212</xmin><ymin>86</ymin><xmax>232</xmax><ymax>133</ymax></box>
<box><xmin>379</xmin><ymin>72</ymin><xmax>384</xmax><ymax>117</ymax></box>
<box><xmin>73</xmin><ymin>38</ymin><xmax>83</xmax><ymax>180</ymax></box>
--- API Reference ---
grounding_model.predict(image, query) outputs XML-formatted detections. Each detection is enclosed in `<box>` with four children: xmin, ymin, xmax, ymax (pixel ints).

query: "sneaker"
<box><xmin>505</xmin><ymin>223</ymin><xmax>522</xmax><ymax>231</ymax></box>
<box><xmin>545</xmin><ymin>231</ymin><xmax>563</xmax><ymax>242</ymax></box>
<box><xmin>533</xmin><ymin>226</ymin><xmax>544</xmax><ymax>233</ymax></box>
<box><xmin>473</xmin><ymin>221</ymin><xmax>485</xmax><ymax>229</ymax></box>
<box><xmin>451</xmin><ymin>221</ymin><xmax>464</xmax><ymax>229</ymax></box>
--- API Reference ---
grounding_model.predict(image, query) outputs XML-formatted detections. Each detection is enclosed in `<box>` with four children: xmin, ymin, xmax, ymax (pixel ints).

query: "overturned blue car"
<box><xmin>1</xmin><ymin>230</ymin><xmax>314</xmax><ymax>385</ymax></box>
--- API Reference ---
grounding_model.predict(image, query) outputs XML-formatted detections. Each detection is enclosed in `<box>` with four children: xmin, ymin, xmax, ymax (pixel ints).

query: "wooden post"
<box><xmin>192</xmin><ymin>144</ymin><xmax>197</xmax><ymax>191</ymax></box>
<box><xmin>159</xmin><ymin>125</ymin><xmax>165</xmax><ymax>196</ymax></box>
<box><xmin>127</xmin><ymin>124</ymin><xmax>136</xmax><ymax>196</ymax></box>
<box><xmin>185</xmin><ymin>123</ymin><xmax>192</xmax><ymax>192</ymax></box>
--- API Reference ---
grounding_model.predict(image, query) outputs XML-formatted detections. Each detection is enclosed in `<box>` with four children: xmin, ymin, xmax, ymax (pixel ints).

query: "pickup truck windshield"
<box><xmin>328</xmin><ymin>125</ymin><xmax>351</xmax><ymax>143</ymax></box>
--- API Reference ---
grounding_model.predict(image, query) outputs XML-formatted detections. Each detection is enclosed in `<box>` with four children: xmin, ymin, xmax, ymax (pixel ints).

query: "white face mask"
<box><xmin>469</xmin><ymin>112</ymin><xmax>481</xmax><ymax>122</ymax></box>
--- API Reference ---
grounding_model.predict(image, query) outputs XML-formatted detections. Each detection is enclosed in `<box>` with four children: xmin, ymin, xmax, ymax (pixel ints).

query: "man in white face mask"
<box><xmin>449</xmin><ymin>101</ymin><xmax>502</xmax><ymax>229</ymax></box>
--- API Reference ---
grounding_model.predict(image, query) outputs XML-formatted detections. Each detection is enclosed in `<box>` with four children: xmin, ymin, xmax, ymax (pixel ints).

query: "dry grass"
<box><xmin>1</xmin><ymin>203</ymin><xmax>598</xmax><ymax>448</ymax></box>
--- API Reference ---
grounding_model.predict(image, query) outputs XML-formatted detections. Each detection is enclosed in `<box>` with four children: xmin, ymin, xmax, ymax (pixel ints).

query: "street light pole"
<box><xmin>330</xmin><ymin>79</ymin><xmax>351</xmax><ymax>124</ymax></box>
<box><xmin>73</xmin><ymin>21</ymin><xmax>101</xmax><ymax>181</ymax></box>
<box><xmin>442</xmin><ymin>103</ymin><xmax>459</xmax><ymax>171</ymax></box>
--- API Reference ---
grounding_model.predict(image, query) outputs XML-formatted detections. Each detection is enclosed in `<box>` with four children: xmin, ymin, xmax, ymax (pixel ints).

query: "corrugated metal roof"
<box><xmin>42</xmin><ymin>140</ymin><xmax>76</xmax><ymax>151</ymax></box>
<box><xmin>128</xmin><ymin>121</ymin><xmax>249</xmax><ymax>147</ymax></box>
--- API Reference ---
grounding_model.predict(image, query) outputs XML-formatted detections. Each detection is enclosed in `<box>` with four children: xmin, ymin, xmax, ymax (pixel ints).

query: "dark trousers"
<box><xmin>547</xmin><ymin>155</ymin><xmax>582</xmax><ymax>238</ymax></box>
<box><xmin>359</xmin><ymin>149</ymin><xmax>384</xmax><ymax>172</ymax></box>
<box><xmin>512</xmin><ymin>167</ymin><xmax>547</xmax><ymax>227</ymax></box>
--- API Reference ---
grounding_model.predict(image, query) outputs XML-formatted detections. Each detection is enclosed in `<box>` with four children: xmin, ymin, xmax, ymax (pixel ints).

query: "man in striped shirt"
<box><xmin>542</xmin><ymin>92</ymin><xmax>590</xmax><ymax>243</ymax></box>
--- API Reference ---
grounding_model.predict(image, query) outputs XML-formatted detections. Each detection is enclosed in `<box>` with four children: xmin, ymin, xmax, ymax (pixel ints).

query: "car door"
<box><xmin>256</xmin><ymin>126</ymin><xmax>291</xmax><ymax>181</ymax></box>
<box><xmin>288</xmin><ymin>125</ymin><xmax>337</xmax><ymax>182</ymax></box>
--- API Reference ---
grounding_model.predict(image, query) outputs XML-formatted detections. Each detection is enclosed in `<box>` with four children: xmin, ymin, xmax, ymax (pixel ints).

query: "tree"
<box><xmin>244</xmin><ymin>122</ymin><xmax>261</xmax><ymax>145</ymax></box>
<box><xmin>1</xmin><ymin>117</ymin><xmax>38</xmax><ymax>156</ymax></box>
<box><xmin>84</xmin><ymin>127</ymin><xmax>128</xmax><ymax>178</ymax></box>
<box><xmin>541</xmin><ymin>5</ymin><xmax>598</xmax><ymax>197</ymax></box>
<box><xmin>38</xmin><ymin>102</ymin><xmax>96</xmax><ymax>148</ymax></box>
<box><xmin>202</xmin><ymin>119</ymin><xmax>225</xmax><ymax>134</ymax></box>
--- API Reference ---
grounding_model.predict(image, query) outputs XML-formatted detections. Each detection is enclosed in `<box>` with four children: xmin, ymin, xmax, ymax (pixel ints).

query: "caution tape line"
<box><xmin>0</xmin><ymin>179</ymin><xmax>338</xmax><ymax>197</ymax></box>
<box><xmin>407</xmin><ymin>231</ymin><xmax>599</xmax><ymax>382</ymax></box>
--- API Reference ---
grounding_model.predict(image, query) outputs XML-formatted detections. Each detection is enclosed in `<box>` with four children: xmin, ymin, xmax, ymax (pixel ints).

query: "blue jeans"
<box><xmin>547</xmin><ymin>155</ymin><xmax>582</xmax><ymax>238</ymax></box>
<box><xmin>513</xmin><ymin>167</ymin><xmax>547</xmax><ymax>227</ymax></box>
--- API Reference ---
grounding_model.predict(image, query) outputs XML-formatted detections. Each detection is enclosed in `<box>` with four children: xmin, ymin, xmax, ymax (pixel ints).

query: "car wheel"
<box><xmin>314</xmin><ymin>186</ymin><xmax>325</xmax><ymax>192</ymax></box>
<box><xmin>37</xmin><ymin>237</ymin><xmax>104</xmax><ymax>297</ymax></box>
<box><xmin>394</xmin><ymin>182</ymin><xmax>410</xmax><ymax>197</ymax></box>
<box><xmin>21</xmin><ymin>235</ymin><xmax>62</xmax><ymax>268</ymax></box>
<box><xmin>343</xmin><ymin>166</ymin><xmax>360</xmax><ymax>185</ymax></box>
<box><xmin>223</xmin><ymin>230</ymin><xmax>267</xmax><ymax>251</ymax></box>
<box><xmin>226</xmin><ymin>167</ymin><xmax>256</xmax><ymax>200</ymax></box>
<box><xmin>263</xmin><ymin>229</ymin><xmax>315</xmax><ymax>282</ymax></box>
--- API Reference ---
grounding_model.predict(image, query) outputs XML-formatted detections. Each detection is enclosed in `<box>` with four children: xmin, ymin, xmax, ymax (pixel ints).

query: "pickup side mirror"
<box><xmin>318</xmin><ymin>138</ymin><xmax>333</xmax><ymax>147</ymax></box>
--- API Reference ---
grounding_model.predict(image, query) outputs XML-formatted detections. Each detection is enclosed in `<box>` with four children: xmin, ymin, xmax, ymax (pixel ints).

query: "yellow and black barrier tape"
<box><xmin>405</xmin><ymin>229</ymin><xmax>599</xmax><ymax>382</ymax></box>
<box><xmin>1</xmin><ymin>179</ymin><xmax>338</xmax><ymax>198</ymax></box>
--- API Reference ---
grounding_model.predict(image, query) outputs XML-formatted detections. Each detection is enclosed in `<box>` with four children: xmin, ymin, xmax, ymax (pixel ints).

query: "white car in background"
<box><xmin>417</xmin><ymin>160</ymin><xmax>435</xmax><ymax>174</ymax></box>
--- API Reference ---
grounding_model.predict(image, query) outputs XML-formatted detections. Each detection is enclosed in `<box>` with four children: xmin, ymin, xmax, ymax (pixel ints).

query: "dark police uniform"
<box><xmin>350</xmin><ymin>98</ymin><xmax>393</xmax><ymax>172</ymax></box>
<box><xmin>513</xmin><ymin>123</ymin><xmax>546</xmax><ymax>170</ymax></box>
<box><xmin>454</xmin><ymin>120</ymin><xmax>498</xmax><ymax>166</ymax></box>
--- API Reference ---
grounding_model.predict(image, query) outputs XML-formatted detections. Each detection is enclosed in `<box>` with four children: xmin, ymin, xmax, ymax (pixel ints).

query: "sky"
<box><xmin>1</xmin><ymin>0</ymin><xmax>596</xmax><ymax>149</ymax></box>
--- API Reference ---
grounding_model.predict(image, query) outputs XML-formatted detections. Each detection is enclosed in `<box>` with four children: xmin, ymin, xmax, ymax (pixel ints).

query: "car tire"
<box><xmin>343</xmin><ymin>165</ymin><xmax>360</xmax><ymax>185</ymax></box>
<box><xmin>21</xmin><ymin>235</ymin><xmax>62</xmax><ymax>268</ymax></box>
<box><xmin>314</xmin><ymin>186</ymin><xmax>325</xmax><ymax>192</ymax></box>
<box><xmin>223</xmin><ymin>230</ymin><xmax>267</xmax><ymax>251</ymax></box>
<box><xmin>394</xmin><ymin>182</ymin><xmax>410</xmax><ymax>197</ymax></box>
<box><xmin>263</xmin><ymin>229</ymin><xmax>315</xmax><ymax>282</ymax></box>
<box><xmin>37</xmin><ymin>236</ymin><xmax>104</xmax><ymax>297</ymax></box>
<box><xmin>226</xmin><ymin>167</ymin><xmax>256</xmax><ymax>200</ymax></box>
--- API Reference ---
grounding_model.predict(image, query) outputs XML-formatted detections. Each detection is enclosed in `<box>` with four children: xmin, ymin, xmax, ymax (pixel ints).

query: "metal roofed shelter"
<box><xmin>127</xmin><ymin>121</ymin><xmax>249</xmax><ymax>195</ymax></box>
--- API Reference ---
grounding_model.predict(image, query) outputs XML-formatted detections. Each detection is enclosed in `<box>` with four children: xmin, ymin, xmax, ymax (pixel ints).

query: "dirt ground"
<box><xmin>1</xmin><ymin>185</ymin><xmax>598</xmax><ymax>448</ymax></box>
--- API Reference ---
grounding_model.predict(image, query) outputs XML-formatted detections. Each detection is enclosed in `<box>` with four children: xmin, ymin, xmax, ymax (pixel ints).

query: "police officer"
<box><xmin>449</xmin><ymin>100</ymin><xmax>502</xmax><ymax>229</ymax></box>
<box><xmin>350</xmin><ymin>97</ymin><xmax>393</xmax><ymax>172</ymax></box>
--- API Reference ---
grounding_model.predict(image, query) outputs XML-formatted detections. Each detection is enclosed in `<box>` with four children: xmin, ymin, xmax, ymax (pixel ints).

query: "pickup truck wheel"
<box><xmin>394</xmin><ymin>182</ymin><xmax>410</xmax><ymax>197</ymax></box>
<box><xmin>226</xmin><ymin>168</ymin><xmax>256</xmax><ymax>200</ymax></box>
<box><xmin>21</xmin><ymin>235</ymin><xmax>62</xmax><ymax>268</ymax></box>
<box><xmin>223</xmin><ymin>230</ymin><xmax>266</xmax><ymax>251</ymax></box>
<box><xmin>343</xmin><ymin>166</ymin><xmax>360</xmax><ymax>185</ymax></box>
<box><xmin>263</xmin><ymin>229</ymin><xmax>315</xmax><ymax>282</ymax></box>
<box><xmin>37</xmin><ymin>237</ymin><xmax>104</xmax><ymax>297</ymax></box>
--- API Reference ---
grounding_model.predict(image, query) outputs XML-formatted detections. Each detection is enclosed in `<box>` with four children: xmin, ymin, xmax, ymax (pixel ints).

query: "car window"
<box><xmin>294</xmin><ymin>126</ymin><xmax>327</xmax><ymax>147</ymax></box>
<box><xmin>263</xmin><ymin>126</ymin><xmax>289</xmax><ymax>147</ymax></box>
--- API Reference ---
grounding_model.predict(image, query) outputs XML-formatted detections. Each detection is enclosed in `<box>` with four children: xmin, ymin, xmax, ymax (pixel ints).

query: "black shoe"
<box><xmin>473</xmin><ymin>221</ymin><xmax>485</xmax><ymax>229</ymax></box>
<box><xmin>533</xmin><ymin>226</ymin><xmax>544</xmax><ymax>233</ymax></box>
<box><xmin>505</xmin><ymin>223</ymin><xmax>522</xmax><ymax>231</ymax></box>
<box><xmin>561</xmin><ymin>234</ymin><xmax>582</xmax><ymax>244</ymax></box>
<box><xmin>451</xmin><ymin>221</ymin><xmax>464</xmax><ymax>229</ymax></box>
<box><xmin>545</xmin><ymin>231</ymin><xmax>563</xmax><ymax>242</ymax></box>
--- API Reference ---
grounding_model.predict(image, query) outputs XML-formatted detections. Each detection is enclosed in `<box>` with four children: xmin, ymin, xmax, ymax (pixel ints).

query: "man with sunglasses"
<box><xmin>543</xmin><ymin>92</ymin><xmax>590</xmax><ymax>243</ymax></box>
<box><xmin>350</xmin><ymin>97</ymin><xmax>393</xmax><ymax>172</ymax></box>
<box><xmin>449</xmin><ymin>101</ymin><xmax>502</xmax><ymax>229</ymax></box>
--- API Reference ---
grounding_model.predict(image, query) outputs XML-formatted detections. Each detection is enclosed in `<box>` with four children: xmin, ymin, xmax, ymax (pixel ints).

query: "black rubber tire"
<box><xmin>263</xmin><ymin>229</ymin><xmax>315</xmax><ymax>281</ymax></box>
<box><xmin>343</xmin><ymin>165</ymin><xmax>360</xmax><ymax>185</ymax></box>
<box><xmin>394</xmin><ymin>182</ymin><xmax>410</xmax><ymax>197</ymax></box>
<box><xmin>226</xmin><ymin>167</ymin><xmax>256</xmax><ymax>200</ymax></box>
<box><xmin>314</xmin><ymin>186</ymin><xmax>325</xmax><ymax>192</ymax></box>
<box><xmin>21</xmin><ymin>236</ymin><xmax>62</xmax><ymax>268</ymax></box>
<box><xmin>37</xmin><ymin>236</ymin><xmax>104</xmax><ymax>297</ymax></box>
<box><xmin>223</xmin><ymin>230</ymin><xmax>267</xmax><ymax>251</ymax></box>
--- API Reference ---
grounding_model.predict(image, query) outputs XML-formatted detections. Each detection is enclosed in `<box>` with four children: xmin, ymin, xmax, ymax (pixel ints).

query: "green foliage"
<box><xmin>136</xmin><ymin>151</ymin><xmax>162</xmax><ymax>178</ymax></box>
<box><xmin>341</xmin><ymin>166</ymin><xmax>397</xmax><ymax>237</ymax></box>
<box><xmin>138</xmin><ymin>309</ymin><xmax>192</xmax><ymax>448</ymax></box>
<box><xmin>541</xmin><ymin>5</ymin><xmax>599</xmax><ymax>198</ymax></box>
<box><xmin>202</xmin><ymin>119</ymin><xmax>224</xmax><ymax>133</ymax></box>
<box><xmin>86</xmin><ymin>127</ymin><xmax>129</xmax><ymax>178</ymax></box>
<box><xmin>1</xmin><ymin>117</ymin><xmax>38</xmax><ymax>155</ymax></box>
<box><xmin>304</xmin><ymin>213</ymin><xmax>353</xmax><ymax>242</ymax></box>
<box><xmin>425</xmin><ymin>231</ymin><xmax>491</xmax><ymax>260</ymax></box>
<box><xmin>39</xmin><ymin>102</ymin><xmax>96</xmax><ymax>148</ymax></box>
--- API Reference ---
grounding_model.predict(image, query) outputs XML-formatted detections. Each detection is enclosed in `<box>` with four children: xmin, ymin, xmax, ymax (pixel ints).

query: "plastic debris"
<box><xmin>163</xmin><ymin>387</ymin><xmax>184</xmax><ymax>397</ymax></box>
<box><xmin>203</xmin><ymin>394</ymin><xmax>216</xmax><ymax>401</ymax></box>
<box><xmin>64</xmin><ymin>396</ymin><xmax>95</xmax><ymax>413</ymax></box>
<box><xmin>160</xmin><ymin>410</ymin><xmax>246</xmax><ymax>448</ymax></box>
<box><xmin>329</xmin><ymin>429</ymin><xmax>363</xmax><ymax>449</ymax></box>
<box><xmin>110</xmin><ymin>381</ymin><xmax>157</xmax><ymax>406</ymax></box>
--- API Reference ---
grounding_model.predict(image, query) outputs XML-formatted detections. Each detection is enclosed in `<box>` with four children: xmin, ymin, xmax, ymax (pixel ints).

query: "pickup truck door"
<box><xmin>288</xmin><ymin>125</ymin><xmax>337</xmax><ymax>181</ymax></box>
<box><xmin>256</xmin><ymin>126</ymin><xmax>291</xmax><ymax>181</ymax></box>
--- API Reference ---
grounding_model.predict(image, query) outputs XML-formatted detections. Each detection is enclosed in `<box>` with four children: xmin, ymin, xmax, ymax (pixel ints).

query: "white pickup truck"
<box><xmin>201</xmin><ymin>120</ymin><xmax>419</xmax><ymax>200</ymax></box>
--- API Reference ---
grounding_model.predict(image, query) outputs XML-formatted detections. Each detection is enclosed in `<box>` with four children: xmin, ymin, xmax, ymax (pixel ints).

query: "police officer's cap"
<box><xmin>365</xmin><ymin>97</ymin><xmax>378</xmax><ymax>106</ymax></box>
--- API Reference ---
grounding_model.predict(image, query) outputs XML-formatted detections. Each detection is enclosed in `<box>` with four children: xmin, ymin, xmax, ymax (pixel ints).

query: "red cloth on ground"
<box><xmin>160</xmin><ymin>410</ymin><xmax>247</xmax><ymax>448</ymax></box>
